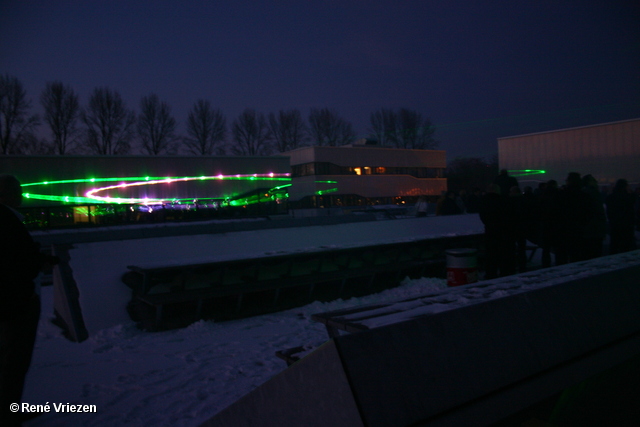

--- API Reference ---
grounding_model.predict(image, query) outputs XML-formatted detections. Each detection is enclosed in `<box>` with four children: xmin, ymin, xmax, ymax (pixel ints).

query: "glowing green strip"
<box><xmin>227</xmin><ymin>183</ymin><xmax>291</xmax><ymax>207</ymax></box>
<box><xmin>316</xmin><ymin>188</ymin><xmax>338</xmax><ymax>195</ymax></box>
<box><xmin>22</xmin><ymin>176</ymin><xmax>172</xmax><ymax>204</ymax></box>
<box><xmin>22</xmin><ymin>174</ymin><xmax>291</xmax><ymax>204</ymax></box>
<box><xmin>86</xmin><ymin>174</ymin><xmax>290</xmax><ymax>204</ymax></box>
<box><xmin>22</xmin><ymin>175</ymin><xmax>336</xmax><ymax>206</ymax></box>
<box><xmin>23</xmin><ymin>193</ymin><xmax>97</xmax><ymax>203</ymax></box>
<box><xmin>21</xmin><ymin>176</ymin><xmax>165</xmax><ymax>187</ymax></box>
<box><xmin>508</xmin><ymin>169</ymin><xmax>546</xmax><ymax>177</ymax></box>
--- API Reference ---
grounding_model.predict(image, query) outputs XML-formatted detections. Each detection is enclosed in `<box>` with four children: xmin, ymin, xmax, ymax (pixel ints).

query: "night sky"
<box><xmin>2</xmin><ymin>1</ymin><xmax>639</xmax><ymax>160</ymax></box>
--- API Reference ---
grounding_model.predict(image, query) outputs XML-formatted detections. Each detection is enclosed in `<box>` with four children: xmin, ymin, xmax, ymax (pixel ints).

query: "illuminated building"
<box><xmin>1</xmin><ymin>155</ymin><xmax>290</xmax><ymax>207</ymax></box>
<box><xmin>0</xmin><ymin>143</ymin><xmax>447</xmax><ymax>226</ymax></box>
<box><xmin>284</xmin><ymin>140</ymin><xmax>447</xmax><ymax>208</ymax></box>
<box><xmin>498</xmin><ymin>118</ymin><xmax>640</xmax><ymax>186</ymax></box>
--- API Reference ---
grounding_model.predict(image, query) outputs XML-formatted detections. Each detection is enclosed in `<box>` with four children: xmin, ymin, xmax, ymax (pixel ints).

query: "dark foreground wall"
<box><xmin>202</xmin><ymin>255</ymin><xmax>640</xmax><ymax>426</ymax></box>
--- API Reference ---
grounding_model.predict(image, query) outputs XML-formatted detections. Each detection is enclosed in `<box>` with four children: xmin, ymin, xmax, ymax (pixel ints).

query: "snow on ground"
<box><xmin>24</xmin><ymin>276</ymin><xmax>448</xmax><ymax>427</ymax></box>
<box><xmin>20</xmin><ymin>214</ymin><xmax>638</xmax><ymax>426</ymax></box>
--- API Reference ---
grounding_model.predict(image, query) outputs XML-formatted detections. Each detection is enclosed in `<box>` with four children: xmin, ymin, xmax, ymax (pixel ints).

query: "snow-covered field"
<box><xmin>20</xmin><ymin>214</ymin><xmax>639</xmax><ymax>426</ymax></box>
<box><xmin>24</xmin><ymin>276</ymin><xmax>448</xmax><ymax>426</ymax></box>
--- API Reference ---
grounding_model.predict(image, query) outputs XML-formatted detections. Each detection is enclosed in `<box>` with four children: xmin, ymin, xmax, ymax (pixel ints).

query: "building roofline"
<box><xmin>497</xmin><ymin>117</ymin><xmax>640</xmax><ymax>141</ymax></box>
<box><xmin>283</xmin><ymin>145</ymin><xmax>446</xmax><ymax>154</ymax></box>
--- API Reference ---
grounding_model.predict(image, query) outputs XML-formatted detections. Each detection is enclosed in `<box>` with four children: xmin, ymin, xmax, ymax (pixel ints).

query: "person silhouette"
<box><xmin>0</xmin><ymin>175</ymin><xmax>58</xmax><ymax>425</ymax></box>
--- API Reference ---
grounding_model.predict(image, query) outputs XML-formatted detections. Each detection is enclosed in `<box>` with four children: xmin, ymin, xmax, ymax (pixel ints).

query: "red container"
<box><xmin>446</xmin><ymin>248</ymin><xmax>478</xmax><ymax>287</ymax></box>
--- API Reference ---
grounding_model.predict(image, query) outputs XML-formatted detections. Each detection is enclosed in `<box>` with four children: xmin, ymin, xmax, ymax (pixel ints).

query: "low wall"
<box><xmin>32</xmin><ymin>213</ymin><xmax>378</xmax><ymax>246</ymax></box>
<box><xmin>203</xmin><ymin>250</ymin><xmax>640</xmax><ymax>426</ymax></box>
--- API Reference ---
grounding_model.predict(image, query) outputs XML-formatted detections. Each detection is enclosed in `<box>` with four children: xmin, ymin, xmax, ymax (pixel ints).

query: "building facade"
<box><xmin>284</xmin><ymin>142</ymin><xmax>447</xmax><ymax>208</ymax></box>
<box><xmin>498</xmin><ymin>118</ymin><xmax>640</xmax><ymax>186</ymax></box>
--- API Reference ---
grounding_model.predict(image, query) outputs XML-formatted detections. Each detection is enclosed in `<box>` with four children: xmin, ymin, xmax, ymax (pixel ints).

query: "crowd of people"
<box><xmin>427</xmin><ymin>169</ymin><xmax>639</xmax><ymax>280</ymax></box>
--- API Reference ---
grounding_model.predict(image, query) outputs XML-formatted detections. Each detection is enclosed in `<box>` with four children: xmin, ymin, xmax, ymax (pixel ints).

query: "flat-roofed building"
<box><xmin>0</xmin><ymin>145</ymin><xmax>447</xmax><ymax>225</ymax></box>
<box><xmin>498</xmin><ymin>118</ymin><xmax>640</xmax><ymax>186</ymax></box>
<box><xmin>284</xmin><ymin>141</ymin><xmax>447</xmax><ymax>208</ymax></box>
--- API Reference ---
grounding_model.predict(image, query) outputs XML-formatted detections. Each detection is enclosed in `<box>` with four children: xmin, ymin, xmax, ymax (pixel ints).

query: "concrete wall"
<box><xmin>202</xmin><ymin>252</ymin><xmax>640</xmax><ymax>426</ymax></box>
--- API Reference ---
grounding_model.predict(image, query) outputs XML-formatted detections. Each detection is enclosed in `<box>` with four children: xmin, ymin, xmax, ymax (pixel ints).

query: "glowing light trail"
<box><xmin>23</xmin><ymin>174</ymin><xmax>292</xmax><ymax>205</ymax></box>
<box><xmin>508</xmin><ymin>169</ymin><xmax>546</xmax><ymax>177</ymax></box>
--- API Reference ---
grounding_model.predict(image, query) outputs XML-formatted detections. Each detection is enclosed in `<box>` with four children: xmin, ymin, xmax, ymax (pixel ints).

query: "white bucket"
<box><xmin>446</xmin><ymin>248</ymin><xmax>478</xmax><ymax>287</ymax></box>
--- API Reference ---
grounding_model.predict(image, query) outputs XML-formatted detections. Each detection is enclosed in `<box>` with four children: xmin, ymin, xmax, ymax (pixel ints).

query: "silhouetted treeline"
<box><xmin>446</xmin><ymin>155</ymin><xmax>499</xmax><ymax>194</ymax></box>
<box><xmin>0</xmin><ymin>75</ymin><xmax>438</xmax><ymax>156</ymax></box>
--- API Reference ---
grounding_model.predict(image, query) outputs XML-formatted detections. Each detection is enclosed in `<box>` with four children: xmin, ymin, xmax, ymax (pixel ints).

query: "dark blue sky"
<box><xmin>2</xmin><ymin>1</ymin><xmax>639</xmax><ymax>160</ymax></box>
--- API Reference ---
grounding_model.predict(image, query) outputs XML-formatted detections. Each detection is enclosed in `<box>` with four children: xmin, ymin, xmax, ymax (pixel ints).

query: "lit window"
<box><xmin>364</xmin><ymin>167</ymin><xmax>371</xmax><ymax>175</ymax></box>
<box><xmin>354</xmin><ymin>167</ymin><xmax>361</xmax><ymax>175</ymax></box>
<box><xmin>376</xmin><ymin>167</ymin><xmax>386</xmax><ymax>174</ymax></box>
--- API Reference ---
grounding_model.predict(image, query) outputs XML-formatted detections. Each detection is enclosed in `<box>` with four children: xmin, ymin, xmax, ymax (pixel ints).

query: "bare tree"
<box><xmin>308</xmin><ymin>108</ymin><xmax>356</xmax><ymax>146</ymax></box>
<box><xmin>397</xmin><ymin>108</ymin><xmax>437</xmax><ymax>149</ymax></box>
<box><xmin>268</xmin><ymin>109</ymin><xmax>308</xmax><ymax>152</ymax></box>
<box><xmin>446</xmin><ymin>156</ymin><xmax>498</xmax><ymax>193</ymax></box>
<box><xmin>369</xmin><ymin>108</ymin><xmax>399</xmax><ymax>147</ymax></box>
<box><xmin>81</xmin><ymin>87</ymin><xmax>135</xmax><ymax>155</ymax></box>
<box><xmin>369</xmin><ymin>108</ymin><xmax>437</xmax><ymax>149</ymax></box>
<box><xmin>137</xmin><ymin>94</ymin><xmax>177</xmax><ymax>155</ymax></box>
<box><xmin>184</xmin><ymin>99</ymin><xmax>226</xmax><ymax>155</ymax></box>
<box><xmin>231</xmin><ymin>109</ymin><xmax>272</xmax><ymax>156</ymax></box>
<box><xmin>40</xmin><ymin>81</ymin><xmax>80</xmax><ymax>154</ymax></box>
<box><xmin>19</xmin><ymin>134</ymin><xmax>54</xmax><ymax>155</ymax></box>
<box><xmin>0</xmin><ymin>74</ymin><xmax>40</xmax><ymax>154</ymax></box>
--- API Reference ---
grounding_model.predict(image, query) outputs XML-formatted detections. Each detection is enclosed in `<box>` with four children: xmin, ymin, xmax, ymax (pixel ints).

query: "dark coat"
<box><xmin>494</xmin><ymin>173</ymin><xmax>518</xmax><ymax>198</ymax></box>
<box><xmin>479</xmin><ymin>192</ymin><xmax>512</xmax><ymax>235</ymax></box>
<box><xmin>606</xmin><ymin>190</ymin><xmax>636</xmax><ymax>230</ymax></box>
<box><xmin>550</xmin><ymin>186</ymin><xmax>593</xmax><ymax>242</ymax></box>
<box><xmin>479</xmin><ymin>192</ymin><xmax>517</xmax><ymax>278</ymax></box>
<box><xmin>440</xmin><ymin>197</ymin><xmax>462</xmax><ymax>215</ymax></box>
<box><xmin>0</xmin><ymin>203</ymin><xmax>46</xmax><ymax>319</ymax></box>
<box><xmin>606</xmin><ymin>190</ymin><xmax>637</xmax><ymax>253</ymax></box>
